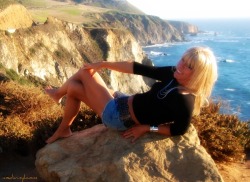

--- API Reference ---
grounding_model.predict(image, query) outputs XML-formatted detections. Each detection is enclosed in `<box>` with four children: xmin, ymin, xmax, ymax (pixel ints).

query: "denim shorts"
<box><xmin>102</xmin><ymin>92</ymin><xmax>135</xmax><ymax>130</ymax></box>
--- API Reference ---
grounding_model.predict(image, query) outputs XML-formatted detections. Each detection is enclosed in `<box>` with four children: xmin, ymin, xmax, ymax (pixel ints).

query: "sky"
<box><xmin>127</xmin><ymin>0</ymin><xmax>250</xmax><ymax>20</ymax></box>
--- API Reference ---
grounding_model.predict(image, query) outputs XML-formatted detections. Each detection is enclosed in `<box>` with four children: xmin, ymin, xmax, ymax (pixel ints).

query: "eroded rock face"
<box><xmin>35</xmin><ymin>124</ymin><xmax>223</xmax><ymax>182</ymax></box>
<box><xmin>0</xmin><ymin>14</ymin><xmax>149</xmax><ymax>93</ymax></box>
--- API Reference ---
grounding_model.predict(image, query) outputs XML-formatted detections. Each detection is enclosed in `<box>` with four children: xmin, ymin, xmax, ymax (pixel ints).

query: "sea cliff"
<box><xmin>0</xmin><ymin>3</ymin><xmax>198</xmax><ymax>92</ymax></box>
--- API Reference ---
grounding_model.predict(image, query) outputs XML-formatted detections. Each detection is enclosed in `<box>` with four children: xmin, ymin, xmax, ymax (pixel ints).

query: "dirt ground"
<box><xmin>0</xmin><ymin>151</ymin><xmax>249</xmax><ymax>182</ymax></box>
<box><xmin>0</xmin><ymin>152</ymin><xmax>44</xmax><ymax>181</ymax></box>
<box><xmin>218</xmin><ymin>151</ymin><xmax>250</xmax><ymax>182</ymax></box>
<box><xmin>217</xmin><ymin>160</ymin><xmax>250</xmax><ymax>182</ymax></box>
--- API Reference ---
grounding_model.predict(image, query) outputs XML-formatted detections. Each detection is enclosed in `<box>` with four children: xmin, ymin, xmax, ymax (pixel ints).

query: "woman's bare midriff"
<box><xmin>128</xmin><ymin>96</ymin><xmax>140</xmax><ymax>125</ymax></box>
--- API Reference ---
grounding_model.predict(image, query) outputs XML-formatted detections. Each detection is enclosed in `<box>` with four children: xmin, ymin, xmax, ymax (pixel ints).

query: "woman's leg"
<box><xmin>45</xmin><ymin>69</ymin><xmax>87</xmax><ymax>103</ymax></box>
<box><xmin>46</xmin><ymin>68</ymin><xmax>114</xmax><ymax>143</ymax></box>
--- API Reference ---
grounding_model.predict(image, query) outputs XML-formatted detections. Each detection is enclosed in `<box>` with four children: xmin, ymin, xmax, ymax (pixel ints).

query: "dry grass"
<box><xmin>0</xmin><ymin>70</ymin><xmax>249</xmax><ymax>162</ymax></box>
<box><xmin>192</xmin><ymin>102</ymin><xmax>250</xmax><ymax>162</ymax></box>
<box><xmin>0</xmin><ymin>79</ymin><xmax>101</xmax><ymax>154</ymax></box>
<box><xmin>0</xmin><ymin>80</ymin><xmax>62</xmax><ymax>152</ymax></box>
<box><xmin>23</xmin><ymin>0</ymin><xmax>111</xmax><ymax>24</ymax></box>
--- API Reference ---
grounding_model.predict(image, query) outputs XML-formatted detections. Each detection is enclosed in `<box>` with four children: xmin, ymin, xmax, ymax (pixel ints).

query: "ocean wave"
<box><xmin>223</xmin><ymin>59</ymin><xmax>235</xmax><ymax>63</ymax></box>
<box><xmin>144</xmin><ymin>41</ymin><xmax>192</xmax><ymax>48</ymax></box>
<box><xmin>217</xmin><ymin>58</ymin><xmax>236</xmax><ymax>63</ymax></box>
<box><xmin>224</xmin><ymin>88</ymin><xmax>236</xmax><ymax>92</ymax></box>
<box><xmin>213</xmin><ymin>39</ymin><xmax>239</xmax><ymax>43</ymax></box>
<box><xmin>144</xmin><ymin>43</ymin><xmax>169</xmax><ymax>48</ymax></box>
<box><xmin>149</xmin><ymin>51</ymin><xmax>169</xmax><ymax>56</ymax></box>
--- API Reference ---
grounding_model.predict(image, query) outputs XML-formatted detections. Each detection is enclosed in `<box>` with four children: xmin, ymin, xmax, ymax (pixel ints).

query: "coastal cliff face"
<box><xmin>169</xmin><ymin>20</ymin><xmax>199</xmax><ymax>34</ymax></box>
<box><xmin>83</xmin><ymin>12</ymin><xmax>185</xmax><ymax>45</ymax></box>
<box><xmin>0</xmin><ymin>4</ymin><xmax>150</xmax><ymax>93</ymax></box>
<box><xmin>55</xmin><ymin>0</ymin><xmax>198</xmax><ymax>45</ymax></box>
<box><xmin>0</xmin><ymin>3</ymin><xmax>198</xmax><ymax>92</ymax></box>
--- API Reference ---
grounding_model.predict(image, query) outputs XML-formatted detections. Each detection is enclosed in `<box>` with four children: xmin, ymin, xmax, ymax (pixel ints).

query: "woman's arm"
<box><xmin>83</xmin><ymin>61</ymin><xmax>134</xmax><ymax>74</ymax></box>
<box><xmin>84</xmin><ymin>61</ymin><xmax>174</xmax><ymax>82</ymax></box>
<box><xmin>122</xmin><ymin>124</ymin><xmax>171</xmax><ymax>143</ymax></box>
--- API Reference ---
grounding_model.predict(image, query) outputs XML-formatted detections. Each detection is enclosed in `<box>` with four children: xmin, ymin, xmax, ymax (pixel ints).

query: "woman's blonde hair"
<box><xmin>182</xmin><ymin>47</ymin><xmax>218</xmax><ymax>115</ymax></box>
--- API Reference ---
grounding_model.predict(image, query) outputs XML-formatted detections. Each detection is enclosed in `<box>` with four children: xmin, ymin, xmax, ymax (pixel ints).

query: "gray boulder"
<box><xmin>35</xmin><ymin>124</ymin><xmax>223</xmax><ymax>182</ymax></box>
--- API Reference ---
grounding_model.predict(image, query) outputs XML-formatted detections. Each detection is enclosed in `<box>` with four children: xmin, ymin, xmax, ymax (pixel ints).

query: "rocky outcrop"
<box><xmin>169</xmin><ymin>20</ymin><xmax>199</xmax><ymax>34</ymax></box>
<box><xmin>67</xmin><ymin>1</ymin><xmax>197</xmax><ymax>45</ymax></box>
<box><xmin>83</xmin><ymin>12</ymin><xmax>185</xmax><ymax>46</ymax></box>
<box><xmin>35</xmin><ymin>124</ymin><xmax>223</xmax><ymax>182</ymax></box>
<box><xmin>0</xmin><ymin>13</ymin><xmax>150</xmax><ymax>94</ymax></box>
<box><xmin>0</xmin><ymin>3</ymin><xmax>199</xmax><ymax>92</ymax></box>
<box><xmin>0</xmin><ymin>4</ymin><xmax>33</xmax><ymax>30</ymax></box>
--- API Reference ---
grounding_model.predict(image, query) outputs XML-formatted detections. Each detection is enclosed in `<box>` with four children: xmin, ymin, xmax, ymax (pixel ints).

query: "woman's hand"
<box><xmin>122</xmin><ymin>124</ymin><xmax>171</xmax><ymax>143</ymax></box>
<box><xmin>83</xmin><ymin>62</ymin><xmax>104</xmax><ymax>71</ymax></box>
<box><xmin>83</xmin><ymin>61</ymin><xmax>134</xmax><ymax>74</ymax></box>
<box><xmin>122</xmin><ymin>124</ymin><xmax>150</xmax><ymax>143</ymax></box>
<box><xmin>82</xmin><ymin>62</ymin><xmax>105</xmax><ymax>76</ymax></box>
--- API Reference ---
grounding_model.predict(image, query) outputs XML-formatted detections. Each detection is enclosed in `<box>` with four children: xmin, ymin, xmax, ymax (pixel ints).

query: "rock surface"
<box><xmin>35</xmin><ymin>124</ymin><xmax>223</xmax><ymax>182</ymax></box>
<box><xmin>0</xmin><ymin>13</ymin><xmax>149</xmax><ymax>94</ymax></box>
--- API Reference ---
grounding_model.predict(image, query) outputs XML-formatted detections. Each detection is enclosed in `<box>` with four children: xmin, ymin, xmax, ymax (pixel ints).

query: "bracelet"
<box><xmin>150</xmin><ymin>126</ymin><xmax>158</xmax><ymax>132</ymax></box>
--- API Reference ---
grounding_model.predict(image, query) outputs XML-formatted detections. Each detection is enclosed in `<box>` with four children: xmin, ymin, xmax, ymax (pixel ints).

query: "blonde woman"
<box><xmin>45</xmin><ymin>46</ymin><xmax>218</xmax><ymax>144</ymax></box>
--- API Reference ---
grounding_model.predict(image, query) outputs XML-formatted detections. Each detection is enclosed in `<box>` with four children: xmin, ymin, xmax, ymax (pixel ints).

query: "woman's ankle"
<box><xmin>46</xmin><ymin>128</ymin><xmax>72</xmax><ymax>143</ymax></box>
<box><xmin>45</xmin><ymin>87</ymin><xmax>62</xmax><ymax>104</ymax></box>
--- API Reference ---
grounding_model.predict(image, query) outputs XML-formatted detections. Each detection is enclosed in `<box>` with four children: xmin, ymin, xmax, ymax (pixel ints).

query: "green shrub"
<box><xmin>5</xmin><ymin>68</ymin><xmax>32</xmax><ymax>85</ymax></box>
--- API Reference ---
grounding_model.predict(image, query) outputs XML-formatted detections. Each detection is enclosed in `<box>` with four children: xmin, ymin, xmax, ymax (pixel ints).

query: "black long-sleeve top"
<box><xmin>132</xmin><ymin>62</ymin><xmax>194</xmax><ymax>136</ymax></box>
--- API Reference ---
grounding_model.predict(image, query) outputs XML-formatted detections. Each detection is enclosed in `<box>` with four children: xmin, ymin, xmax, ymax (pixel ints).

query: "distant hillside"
<box><xmin>0</xmin><ymin>0</ymin><xmax>198</xmax><ymax>46</ymax></box>
<box><xmin>56</xmin><ymin>0</ymin><xmax>144</xmax><ymax>14</ymax></box>
<box><xmin>81</xmin><ymin>11</ymin><xmax>184</xmax><ymax>45</ymax></box>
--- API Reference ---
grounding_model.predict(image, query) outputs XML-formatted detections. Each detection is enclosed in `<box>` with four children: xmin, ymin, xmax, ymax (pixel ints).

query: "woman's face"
<box><xmin>174</xmin><ymin>59</ymin><xmax>193</xmax><ymax>86</ymax></box>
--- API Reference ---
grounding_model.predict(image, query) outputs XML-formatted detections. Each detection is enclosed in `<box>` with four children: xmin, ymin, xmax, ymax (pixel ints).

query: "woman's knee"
<box><xmin>78</xmin><ymin>68</ymin><xmax>95</xmax><ymax>78</ymax></box>
<box><xmin>67</xmin><ymin>81</ymin><xmax>84</xmax><ymax>97</ymax></box>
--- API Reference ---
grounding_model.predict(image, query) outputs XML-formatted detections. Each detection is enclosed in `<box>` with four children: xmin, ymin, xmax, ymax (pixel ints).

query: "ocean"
<box><xmin>143</xmin><ymin>18</ymin><xmax>250</xmax><ymax>121</ymax></box>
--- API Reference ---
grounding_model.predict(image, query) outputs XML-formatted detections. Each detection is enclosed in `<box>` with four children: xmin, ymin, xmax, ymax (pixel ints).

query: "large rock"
<box><xmin>0</xmin><ymin>4</ymin><xmax>33</xmax><ymax>30</ymax></box>
<box><xmin>35</xmin><ymin>124</ymin><xmax>223</xmax><ymax>182</ymax></box>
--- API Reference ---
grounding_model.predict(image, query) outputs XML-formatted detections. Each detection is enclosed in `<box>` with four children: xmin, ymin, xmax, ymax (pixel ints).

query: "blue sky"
<box><xmin>127</xmin><ymin>0</ymin><xmax>250</xmax><ymax>20</ymax></box>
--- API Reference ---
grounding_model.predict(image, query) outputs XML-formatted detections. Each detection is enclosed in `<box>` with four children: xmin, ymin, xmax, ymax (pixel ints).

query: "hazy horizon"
<box><xmin>127</xmin><ymin>0</ymin><xmax>250</xmax><ymax>20</ymax></box>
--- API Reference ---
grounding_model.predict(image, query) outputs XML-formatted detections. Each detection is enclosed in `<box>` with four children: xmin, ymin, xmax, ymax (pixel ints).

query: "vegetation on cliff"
<box><xmin>0</xmin><ymin>67</ymin><xmax>249</xmax><ymax>162</ymax></box>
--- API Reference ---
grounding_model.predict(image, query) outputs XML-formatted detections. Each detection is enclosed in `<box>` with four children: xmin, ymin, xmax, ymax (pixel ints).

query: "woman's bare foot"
<box><xmin>46</xmin><ymin>128</ymin><xmax>73</xmax><ymax>144</ymax></box>
<box><xmin>45</xmin><ymin>86</ymin><xmax>62</xmax><ymax>104</ymax></box>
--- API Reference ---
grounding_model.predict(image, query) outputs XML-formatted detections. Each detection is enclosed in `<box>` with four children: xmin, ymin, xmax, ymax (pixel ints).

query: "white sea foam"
<box><xmin>144</xmin><ymin>43</ymin><xmax>169</xmax><ymax>48</ymax></box>
<box><xmin>214</xmin><ymin>40</ymin><xmax>239</xmax><ymax>43</ymax></box>
<box><xmin>149</xmin><ymin>51</ymin><xmax>169</xmax><ymax>56</ymax></box>
<box><xmin>224</xmin><ymin>59</ymin><xmax>235</xmax><ymax>63</ymax></box>
<box><xmin>217</xmin><ymin>57</ymin><xmax>236</xmax><ymax>63</ymax></box>
<box><xmin>224</xmin><ymin>88</ymin><xmax>236</xmax><ymax>92</ymax></box>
